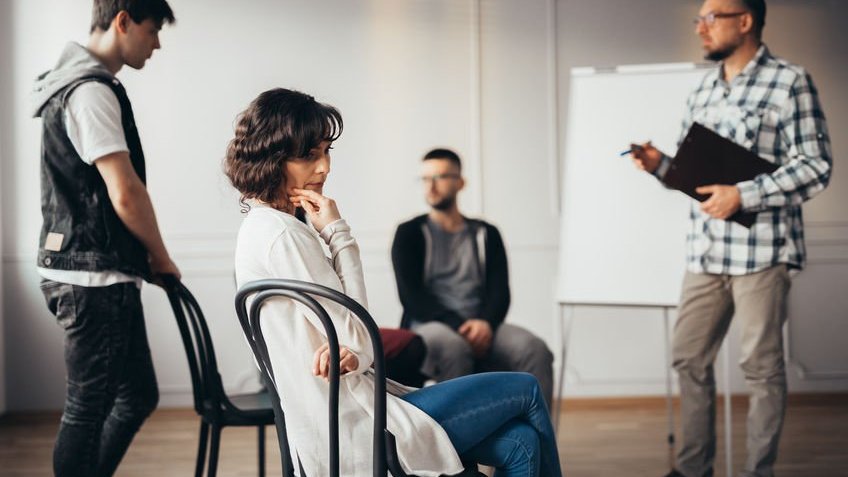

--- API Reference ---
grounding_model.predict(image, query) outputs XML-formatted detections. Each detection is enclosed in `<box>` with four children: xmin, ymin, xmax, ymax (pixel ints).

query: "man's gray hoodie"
<box><xmin>31</xmin><ymin>42</ymin><xmax>115</xmax><ymax>118</ymax></box>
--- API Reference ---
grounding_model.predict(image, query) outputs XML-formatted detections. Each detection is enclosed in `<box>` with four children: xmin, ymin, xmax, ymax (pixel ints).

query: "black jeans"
<box><xmin>40</xmin><ymin>280</ymin><xmax>159</xmax><ymax>477</ymax></box>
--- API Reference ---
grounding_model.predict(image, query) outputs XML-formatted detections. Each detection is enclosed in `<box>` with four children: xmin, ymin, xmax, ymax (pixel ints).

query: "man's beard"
<box><xmin>704</xmin><ymin>43</ymin><xmax>737</xmax><ymax>62</ymax></box>
<box><xmin>430</xmin><ymin>196</ymin><xmax>456</xmax><ymax>211</ymax></box>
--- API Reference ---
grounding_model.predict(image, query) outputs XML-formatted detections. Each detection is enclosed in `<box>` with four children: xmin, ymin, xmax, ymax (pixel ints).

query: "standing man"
<box><xmin>31</xmin><ymin>1</ymin><xmax>177</xmax><ymax>475</ymax></box>
<box><xmin>391</xmin><ymin>148</ymin><xmax>555</xmax><ymax>408</ymax></box>
<box><xmin>630</xmin><ymin>1</ymin><xmax>832</xmax><ymax>476</ymax></box>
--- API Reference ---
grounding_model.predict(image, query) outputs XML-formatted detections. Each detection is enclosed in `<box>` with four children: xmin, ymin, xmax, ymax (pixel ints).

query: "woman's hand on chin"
<box><xmin>290</xmin><ymin>188</ymin><xmax>341</xmax><ymax>232</ymax></box>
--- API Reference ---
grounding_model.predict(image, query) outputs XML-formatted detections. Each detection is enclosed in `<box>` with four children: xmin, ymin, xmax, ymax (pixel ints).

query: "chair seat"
<box><xmin>228</xmin><ymin>390</ymin><xmax>273</xmax><ymax>411</ymax></box>
<box><xmin>207</xmin><ymin>390</ymin><xmax>275</xmax><ymax>427</ymax></box>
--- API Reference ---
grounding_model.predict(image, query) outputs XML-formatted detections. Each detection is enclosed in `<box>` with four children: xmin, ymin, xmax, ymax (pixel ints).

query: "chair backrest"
<box><xmin>162</xmin><ymin>277</ymin><xmax>228</xmax><ymax>417</ymax></box>
<box><xmin>235</xmin><ymin>279</ymin><xmax>413</xmax><ymax>477</ymax></box>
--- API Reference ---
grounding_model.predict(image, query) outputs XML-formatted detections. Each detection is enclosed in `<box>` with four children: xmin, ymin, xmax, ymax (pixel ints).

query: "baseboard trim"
<box><xmin>558</xmin><ymin>391</ymin><xmax>848</xmax><ymax>410</ymax></box>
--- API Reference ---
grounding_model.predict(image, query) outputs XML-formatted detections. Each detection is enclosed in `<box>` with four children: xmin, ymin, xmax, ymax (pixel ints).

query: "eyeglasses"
<box><xmin>692</xmin><ymin>11</ymin><xmax>747</xmax><ymax>26</ymax></box>
<box><xmin>420</xmin><ymin>173</ymin><xmax>460</xmax><ymax>184</ymax></box>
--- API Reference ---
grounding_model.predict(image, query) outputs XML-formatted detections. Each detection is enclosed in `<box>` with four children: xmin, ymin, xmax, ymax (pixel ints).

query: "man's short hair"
<box><xmin>91</xmin><ymin>0</ymin><xmax>176</xmax><ymax>33</ymax></box>
<box><xmin>422</xmin><ymin>148</ymin><xmax>462</xmax><ymax>172</ymax></box>
<box><xmin>738</xmin><ymin>0</ymin><xmax>766</xmax><ymax>39</ymax></box>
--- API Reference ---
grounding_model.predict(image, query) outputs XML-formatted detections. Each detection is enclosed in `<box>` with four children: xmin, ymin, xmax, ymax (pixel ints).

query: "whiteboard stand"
<box><xmin>555</xmin><ymin>302</ymin><xmax>734</xmax><ymax>475</ymax></box>
<box><xmin>662</xmin><ymin>306</ymin><xmax>675</xmax><ymax>470</ymax></box>
<box><xmin>722</xmin><ymin>339</ymin><xmax>733</xmax><ymax>477</ymax></box>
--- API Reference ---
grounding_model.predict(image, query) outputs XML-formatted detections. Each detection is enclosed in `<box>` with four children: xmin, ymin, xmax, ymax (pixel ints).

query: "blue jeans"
<box><xmin>40</xmin><ymin>281</ymin><xmax>159</xmax><ymax>477</ymax></box>
<box><xmin>401</xmin><ymin>372</ymin><xmax>562</xmax><ymax>477</ymax></box>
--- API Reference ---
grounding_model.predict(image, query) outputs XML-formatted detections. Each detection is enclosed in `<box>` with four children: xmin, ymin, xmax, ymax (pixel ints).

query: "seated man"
<box><xmin>391</xmin><ymin>148</ymin><xmax>554</xmax><ymax>407</ymax></box>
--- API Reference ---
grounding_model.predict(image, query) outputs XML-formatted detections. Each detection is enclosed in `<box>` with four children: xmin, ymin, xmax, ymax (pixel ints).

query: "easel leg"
<box><xmin>664</xmin><ymin>306</ymin><xmax>676</xmax><ymax>470</ymax></box>
<box><xmin>723</xmin><ymin>339</ymin><xmax>733</xmax><ymax>476</ymax></box>
<box><xmin>555</xmin><ymin>304</ymin><xmax>573</xmax><ymax>434</ymax></box>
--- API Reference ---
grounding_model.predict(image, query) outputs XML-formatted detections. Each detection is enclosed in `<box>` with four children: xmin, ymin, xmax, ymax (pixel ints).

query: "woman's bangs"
<box><xmin>291</xmin><ymin>104</ymin><xmax>343</xmax><ymax>158</ymax></box>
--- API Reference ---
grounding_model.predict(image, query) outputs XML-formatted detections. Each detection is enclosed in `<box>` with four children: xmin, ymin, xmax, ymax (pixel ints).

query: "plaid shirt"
<box><xmin>656</xmin><ymin>45</ymin><xmax>832</xmax><ymax>275</ymax></box>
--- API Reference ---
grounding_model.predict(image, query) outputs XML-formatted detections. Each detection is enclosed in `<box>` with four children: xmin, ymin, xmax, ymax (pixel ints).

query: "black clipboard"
<box><xmin>662</xmin><ymin>122</ymin><xmax>778</xmax><ymax>228</ymax></box>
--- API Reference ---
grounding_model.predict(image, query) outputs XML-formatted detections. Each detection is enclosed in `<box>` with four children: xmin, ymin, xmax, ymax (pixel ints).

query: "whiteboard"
<box><xmin>557</xmin><ymin>63</ymin><xmax>712</xmax><ymax>306</ymax></box>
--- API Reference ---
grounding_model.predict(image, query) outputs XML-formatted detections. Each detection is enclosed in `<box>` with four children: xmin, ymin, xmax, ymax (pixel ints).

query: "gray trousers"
<box><xmin>673</xmin><ymin>265</ymin><xmax>790</xmax><ymax>477</ymax></box>
<box><xmin>411</xmin><ymin>321</ymin><xmax>555</xmax><ymax>409</ymax></box>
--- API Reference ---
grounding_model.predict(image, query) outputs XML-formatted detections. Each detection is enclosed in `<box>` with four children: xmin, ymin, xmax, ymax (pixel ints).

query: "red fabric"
<box><xmin>379</xmin><ymin>328</ymin><xmax>417</xmax><ymax>359</ymax></box>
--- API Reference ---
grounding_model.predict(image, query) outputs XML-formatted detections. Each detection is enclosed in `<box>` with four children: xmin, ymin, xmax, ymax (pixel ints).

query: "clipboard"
<box><xmin>662</xmin><ymin>122</ymin><xmax>779</xmax><ymax>228</ymax></box>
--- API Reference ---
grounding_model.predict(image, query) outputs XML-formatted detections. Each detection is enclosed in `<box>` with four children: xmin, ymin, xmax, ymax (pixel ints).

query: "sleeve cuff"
<box><xmin>318</xmin><ymin>219</ymin><xmax>348</xmax><ymax>244</ymax></box>
<box><xmin>341</xmin><ymin>349</ymin><xmax>372</xmax><ymax>378</ymax></box>
<box><xmin>737</xmin><ymin>179</ymin><xmax>762</xmax><ymax>211</ymax></box>
<box><xmin>653</xmin><ymin>154</ymin><xmax>674</xmax><ymax>180</ymax></box>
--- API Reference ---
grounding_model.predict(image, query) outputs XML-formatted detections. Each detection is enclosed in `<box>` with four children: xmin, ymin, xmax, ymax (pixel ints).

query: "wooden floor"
<box><xmin>1</xmin><ymin>394</ymin><xmax>845</xmax><ymax>476</ymax></box>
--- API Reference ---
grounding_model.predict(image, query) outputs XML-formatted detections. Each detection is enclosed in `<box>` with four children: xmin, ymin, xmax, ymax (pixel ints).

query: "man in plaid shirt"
<box><xmin>630</xmin><ymin>0</ymin><xmax>832</xmax><ymax>476</ymax></box>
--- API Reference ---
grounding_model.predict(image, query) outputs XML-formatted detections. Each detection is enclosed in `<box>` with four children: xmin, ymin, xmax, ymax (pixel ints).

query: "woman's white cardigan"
<box><xmin>235</xmin><ymin>205</ymin><xmax>463</xmax><ymax>477</ymax></box>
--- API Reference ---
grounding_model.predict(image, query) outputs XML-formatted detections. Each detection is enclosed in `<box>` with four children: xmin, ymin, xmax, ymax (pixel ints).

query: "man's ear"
<box><xmin>113</xmin><ymin>10</ymin><xmax>131</xmax><ymax>35</ymax></box>
<box><xmin>739</xmin><ymin>11</ymin><xmax>754</xmax><ymax>36</ymax></box>
<box><xmin>458</xmin><ymin>176</ymin><xmax>466</xmax><ymax>191</ymax></box>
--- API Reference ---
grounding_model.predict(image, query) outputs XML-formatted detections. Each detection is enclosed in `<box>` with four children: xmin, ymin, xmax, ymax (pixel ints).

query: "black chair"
<box><xmin>162</xmin><ymin>277</ymin><xmax>276</xmax><ymax>477</ymax></box>
<box><xmin>235</xmin><ymin>279</ymin><xmax>485</xmax><ymax>477</ymax></box>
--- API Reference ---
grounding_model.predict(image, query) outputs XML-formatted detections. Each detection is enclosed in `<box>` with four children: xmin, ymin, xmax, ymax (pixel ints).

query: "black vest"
<box><xmin>38</xmin><ymin>76</ymin><xmax>151</xmax><ymax>281</ymax></box>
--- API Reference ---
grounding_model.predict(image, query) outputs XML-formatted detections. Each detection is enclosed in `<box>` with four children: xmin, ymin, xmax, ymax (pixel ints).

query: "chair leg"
<box><xmin>258</xmin><ymin>425</ymin><xmax>266</xmax><ymax>477</ymax></box>
<box><xmin>195</xmin><ymin>421</ymin><xmax>209</xmax><ymax>477</ymax></box>
<box><xmin>208</xmin><ymin>425</ymin><xmax>222</xmax><ymax>477</ymax></box>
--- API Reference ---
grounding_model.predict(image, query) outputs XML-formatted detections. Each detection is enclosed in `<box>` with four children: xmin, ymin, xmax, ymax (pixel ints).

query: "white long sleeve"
<box><xmin>250</xmin><ymin>209</ymin><xmax>373</xmax><ymax>375</ymax></box>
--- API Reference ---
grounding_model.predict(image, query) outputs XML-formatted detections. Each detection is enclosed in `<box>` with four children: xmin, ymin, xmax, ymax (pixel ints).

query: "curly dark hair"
<box><xmin>224</xmin><ymin>88</ymin><xmax>343</xmax><ymax>211</ymax></box>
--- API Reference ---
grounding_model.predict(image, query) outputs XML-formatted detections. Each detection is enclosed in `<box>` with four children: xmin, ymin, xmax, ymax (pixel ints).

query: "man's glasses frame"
<box><xmin>420</xmin><ymin>173</ymin><xmax>461</xmax><ymax>184</ymax></box>
<box><xmin>693</xmin><ymin>11</ymin><xmax>747</xmax><ymax>26</ymax></box>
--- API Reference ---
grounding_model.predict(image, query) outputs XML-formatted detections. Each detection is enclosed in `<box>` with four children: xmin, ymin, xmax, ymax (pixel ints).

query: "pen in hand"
<box><xmin>619</xmin><ymin>144</ymin><xmax>646</xmax><ymax>156</ymax></box>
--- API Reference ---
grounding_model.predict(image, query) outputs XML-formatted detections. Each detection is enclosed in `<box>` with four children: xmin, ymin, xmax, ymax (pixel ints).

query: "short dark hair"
<box><xmin>422</xmin><ymin>148</ymin><xmax>462</xmax><ymax>172</ymax></box>
<box><xmin>224</xmin><ymin>88</ymin><xmax>343</xmax><ymax>209</ymax></box>
<box><xmin>90</xmin><ymin>0</ymin><xmax>176</xmax><ymax>33</ymax></box>
<box><xmin>738</xmin><ymin>0</ymin><xmax>766</xmax><ymax>39</ymax></box>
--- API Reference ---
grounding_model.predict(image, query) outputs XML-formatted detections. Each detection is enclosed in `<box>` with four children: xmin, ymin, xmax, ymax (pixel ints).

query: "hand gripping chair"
<box><xmin>162</xmin><ymin>276</ymin><xmax>276</xmax><ymax>477</ymax></box>
<box><xmin>235</xmin><ymin>279</ymin><xmax>485</xmax><ymax>477</ymax></box>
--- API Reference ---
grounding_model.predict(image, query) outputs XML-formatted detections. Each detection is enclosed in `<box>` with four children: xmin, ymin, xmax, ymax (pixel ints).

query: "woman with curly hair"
<box><xmin>226</xmin><ymin>87</ymin><xmax>563</xmax><ymax>477</ymax></box>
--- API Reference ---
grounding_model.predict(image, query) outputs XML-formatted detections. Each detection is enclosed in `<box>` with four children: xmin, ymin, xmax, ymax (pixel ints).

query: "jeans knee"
<box><xmin>509</xmin><ymin>372</ymin><xmax>543</xmax><ymax>400</ymax></box>
<box><xmin>63</xmin><ymin>382</ymin><xmax>111</xmax><ymax>425</ymax></box>
<box><xmin>113</xmin><ymin>385</ymin><xmax>158</xmax><ymax>425</ymax></box>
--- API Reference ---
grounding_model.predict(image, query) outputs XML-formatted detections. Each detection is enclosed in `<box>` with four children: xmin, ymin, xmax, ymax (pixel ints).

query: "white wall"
<box><xmin>1</xmin><ymin>0</ymin><xmax>561</xmax><ymax>410</ymax></box>
<box><xmin>0</xmin><ymin>0</ymin><xmax>10</xmax><ymax>415</ymax></box>
<box><xmin>1</xmin><ymin>0</ymin><xmax>846</xmax><ymax>411</ymax></box>
<box><xmin>557</xmin><ymin>0</ymin><xmax>848</xmax><ymax>397</ymax></box>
